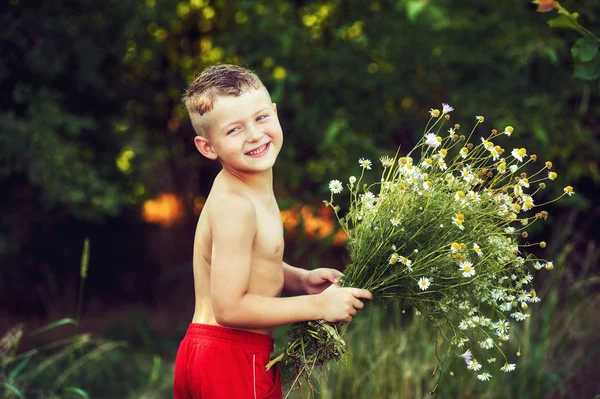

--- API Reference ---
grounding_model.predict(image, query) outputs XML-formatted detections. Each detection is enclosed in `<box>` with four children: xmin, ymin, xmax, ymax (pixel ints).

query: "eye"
<box><xmin>227</xmin><ymin>127</ymin><xmax>240</xmax><ymax>135</ymax></box>
<box><xmin>256</xmin><ymin>114</ymin><xmax>269</xmax><ymax>121</ymax></box>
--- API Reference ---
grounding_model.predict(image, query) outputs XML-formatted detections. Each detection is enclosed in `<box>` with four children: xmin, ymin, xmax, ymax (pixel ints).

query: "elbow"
<box><xmin>213</xmin><ymin>305</ymin><xmax>241</xmax><ymax>328</ymax></box>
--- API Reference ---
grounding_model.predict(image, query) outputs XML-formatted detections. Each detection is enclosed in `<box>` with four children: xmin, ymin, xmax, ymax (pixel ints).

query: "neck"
<box><xmin>221</xmin><ymin>166</ymin><xmax>274</xmax><ymax>196</ymax></box>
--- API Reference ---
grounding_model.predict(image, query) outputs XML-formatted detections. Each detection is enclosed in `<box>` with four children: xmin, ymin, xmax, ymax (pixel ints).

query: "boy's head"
<box><xmin>184</xmin><ymin>64</ymin><xmax>283</xmax><ymax>171</ymax></box>
<box><xmin>183</xmin><ymin>64</ymin><xmax>269</xmax><ymax>137</ymax></box>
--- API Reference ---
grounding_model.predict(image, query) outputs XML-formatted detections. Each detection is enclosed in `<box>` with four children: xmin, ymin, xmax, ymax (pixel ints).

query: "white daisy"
<box><xmin>417</xmin><ymin>277</ymin><xmax>430</xmax><ymax>291</ymax></box>
<box><xmin>328</xmin><ymin>180</ymin><xmax>343</xmax><ymax>194</ymax></box>
<box><xmin>501</xmin><ymin>363</ymin><xmax>516</xmax><ymax>373</ymax></box>
<box><xmin>442</xmin><ymin>103</ymin><xmax>454</xmax><ymax>114</ymax></box>
<box><xmin>460</xmin><ymin>261</ymin><xmax>475</xmax><ymax>277</ymax></box>
<box><xmin>425</xmin><ymin>133</ymin><xmax>441</xmax><ymax>148</ymax></box>
<box><xmin>477</xmin><ymin>372</ymin><xmax>492</xmax><ymax>381</ymax></box>
<box><xmin>460</xmin><ymin>349</ymin><xmax>472</xmax><ymax>364</ymax></box>
<box><xmin>359</xmin><ymin>158</ymin><xmax>372</xmax><ymax>170</ymax></box>
<box><xmin>467</xmin><ymin>359</ymin><xmax>482</xmax><ymax>371</ymax></box>
<box><xmin>390</xmin><ymin>218</ymin><xmax>400</xmax><ymax>227</ymax></box>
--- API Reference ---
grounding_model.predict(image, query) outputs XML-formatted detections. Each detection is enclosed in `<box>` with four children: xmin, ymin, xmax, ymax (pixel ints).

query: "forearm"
<box><xmin>215</xmin><ymin>292</ymin><xmax>322</xmax><ymax>329</ymax></box>
<box><xmin>282</xmin><ymin>262</ymin><xmax>308</xmax><ymax>295</ymax></box>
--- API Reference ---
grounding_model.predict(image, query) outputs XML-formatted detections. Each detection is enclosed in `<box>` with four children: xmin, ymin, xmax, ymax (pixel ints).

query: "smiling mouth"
<box><xmin>245</xmin><ymin>143</ymin><xmax>270</xmax><ymax>156</ymax></box>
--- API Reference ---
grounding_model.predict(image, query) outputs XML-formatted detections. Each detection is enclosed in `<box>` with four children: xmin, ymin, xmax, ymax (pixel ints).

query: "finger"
<box><xmin>352</xmin><ymin>299</ymin><xmax>364</xmax><ymax>310</ymax></box>
<box><xmin>330</xmin><ymin>269</ymin><xmax>343</xmax><ymax>284</ymax></box>
<box><xmin>352</xmin><ymin>288</ymin><xmax>373</xmax><ymax>300</ymax></box>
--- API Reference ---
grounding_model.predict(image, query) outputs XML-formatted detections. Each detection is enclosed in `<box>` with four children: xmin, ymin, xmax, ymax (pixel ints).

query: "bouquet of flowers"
<box><xmin>268</xmin><ymin>104</ymin><xmax>574</xmax><ymax>395</ymax></box>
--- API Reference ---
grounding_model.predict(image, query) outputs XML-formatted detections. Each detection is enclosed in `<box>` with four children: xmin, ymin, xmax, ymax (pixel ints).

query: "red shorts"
<box><xmin>174</xmin><ymin>323</ymin><xmax>282</xmax><ymax>399</ymax></box>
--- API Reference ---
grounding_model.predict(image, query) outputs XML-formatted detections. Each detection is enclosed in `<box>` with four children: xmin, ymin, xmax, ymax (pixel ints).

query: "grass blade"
<box><xmin>2</xmin><ymin>382</ymin><xmax>24</xmax><ymax>399</ymax></box>
<box><xmin>30</xmin><ymin>318</ymin><xmax>77</xmax><ymax>336</ymax></box>
<box><xmin>63</xmin><ymin>386</ymin><xmax>91</xmax><ymax>399</ymax></box>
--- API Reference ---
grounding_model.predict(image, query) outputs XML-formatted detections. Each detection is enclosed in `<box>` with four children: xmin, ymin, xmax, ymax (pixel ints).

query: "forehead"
<box><xmin>210</xmin><ymin>88</ymin><xmax>271</xmax><ymax>119</ymax></box>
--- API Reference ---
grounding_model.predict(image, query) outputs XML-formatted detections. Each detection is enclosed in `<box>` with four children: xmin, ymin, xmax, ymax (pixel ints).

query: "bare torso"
<box><xmin>191</xmin><ymin>172</ymin><xmax>285</xmax><ymax>336</ymax></box>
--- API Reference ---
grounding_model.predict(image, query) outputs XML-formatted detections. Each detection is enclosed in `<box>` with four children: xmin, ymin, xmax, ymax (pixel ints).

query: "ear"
<box><xmin>194</xmin><ymin>135</ymin><xmax>218</xmax><ymax>160</ymax></box>
<box><xmin>272</xmin><ymin>103</ymin><xmax>277</xmax><ymax>114</ymax></box>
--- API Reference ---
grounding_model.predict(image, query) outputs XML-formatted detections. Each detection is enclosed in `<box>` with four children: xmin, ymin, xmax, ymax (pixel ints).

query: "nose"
<box><xmin>246</xmin><ymin>123</ymin><xmax>263</xmax><ymax>142</ymax></box>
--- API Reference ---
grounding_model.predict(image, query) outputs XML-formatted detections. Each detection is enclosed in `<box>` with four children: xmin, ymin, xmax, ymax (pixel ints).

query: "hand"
<box><xmin>317</xmin><ymin>284</ymin><xmax>372</xmax><ymax>323</ymax></box>
<box><xmin>302</xmin><ymin>268</ymin><xmax>343</xmax><ymax>295</ymax></box>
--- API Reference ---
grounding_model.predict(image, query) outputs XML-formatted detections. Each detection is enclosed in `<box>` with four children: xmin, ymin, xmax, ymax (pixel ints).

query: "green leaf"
<box><xmin>63</xmin><ymin>386</ymin><xmax>91</xmax><ymax>399</ymax></box>
<box><xmin>30</xmin><ymin>318</ymin><xmax>77</xmax><ymax>336</ymax></box>
<box><xmin>547</xmin><ymin>15</ymin><xmax>587</xmax><ymax>35</ymax></box>
<box><xmin>571</xmin><ymin>37</ymin><xmax>598</xmax><ymax>63</ymax></box>
<box><xmin>8</xmin><ymin>354</ymin><xmax>32</xmax><ymax>382</ymax></box>
<box><xmin>574</xmin><ymin>60</ymin><xmax>600</xmax><ymax>81</ymax></box>
<box><xmin>2</xmin><ymin>382</ymin><xmax>24</xmax><ymax>399</ymax></box>
<box><xmin>406</xmin><ymin>0</ymin><xmax>426</xmax><ymax>22</ymax></box>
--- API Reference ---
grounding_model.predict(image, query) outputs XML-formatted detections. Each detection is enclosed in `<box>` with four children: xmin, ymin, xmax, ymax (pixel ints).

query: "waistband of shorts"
<box><xmin>184</xmin><ymin>323</ymin><xmax>274</xmax><ymax>351</ymax></box>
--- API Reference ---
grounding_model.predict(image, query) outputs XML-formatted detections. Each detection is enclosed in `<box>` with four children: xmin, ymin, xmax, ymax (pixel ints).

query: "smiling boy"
<box><xmin>173</xmin><ymin>64</ymin><xmax>372</xmax><ymax>399</ymax></box>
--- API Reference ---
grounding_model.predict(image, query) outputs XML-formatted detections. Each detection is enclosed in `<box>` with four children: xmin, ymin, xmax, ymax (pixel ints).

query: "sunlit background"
<box><xmin>1</xmin><ymin>0</ymin><xmax>599</xmax><ymax>397</ymax></box>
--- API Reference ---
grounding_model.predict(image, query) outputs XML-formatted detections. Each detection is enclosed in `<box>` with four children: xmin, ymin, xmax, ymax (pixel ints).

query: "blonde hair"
<box><xmin>183</xmin><ymin>64</ymin><xmax>266</xmax><ymax>136</ymax></box>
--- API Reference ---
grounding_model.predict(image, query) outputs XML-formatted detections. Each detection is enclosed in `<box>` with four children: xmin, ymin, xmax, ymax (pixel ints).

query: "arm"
<box><xmin>210</xmin><ymin>196</ymin><xmax>370</xmax><ymax>329</ymax></box>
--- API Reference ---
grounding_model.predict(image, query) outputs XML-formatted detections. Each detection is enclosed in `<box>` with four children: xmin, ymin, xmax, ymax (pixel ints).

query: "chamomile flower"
<box><xmin>448</xmin><ymin>127</ymin><xmax>456</xmax><ymax>136</ymax></box>
<box><xmin>438</xmin><ymin>160</ymin><xmax>447</xmax><ymax>171</ymax></box>
<box><xmin>423</xmin><ymin>158</ymin><xmax>433</xmax><ymax>169</ymax></box>
<box><xmin>438</xmin><ymin>148</ymin><xmax>448</xmax><ymax>158</ymax></box>
<box><xmin>511</xmin><ymin>148</ymin><xmax>527</xmax><ymax>162</ymax></box>
<box><xmin>361</xmin><ymin>191</ymin><xmax>376</xmax><ymax>204</ymax></box>
<box><xmin>418</xmin><ymin>277</ymin><xmax>430</xmax><ymax>291</ymax></box>
<box><xmin>460</xmin><ymin>349</ymin><xmax>472</xmax><ymax>364</ymax></box>
<box><xmin>477</xmin><ymin>372</ymin><xmax>492</xmax><ymax>381</ymax></box>
<box><xmin>425</xmin><ymin>133</ymin><xmax>440</xmax><ymax>148</ymax></box>
<box><xmin>504</xmin><ymin>126</ymin><xmax>514</xmax><ymax>136</ymax></box>
<box><xmin>430</xmin><ymin>108</ymin><xmax>440</xmax><ymax>117</ymax></box>
<box><xmin>497</xmin><ymin>162</ymin><xmax>507</xmax><ymax>174</ymax></box>
<box><xmin>564</xmin><ymin>186</ymin><xmax>574</xmax><ymax>196</ymax></box>
<box><xmin>423</xmin><ymin>181</ymin><xmax>432</xmax><ymax>190</ymax></box>
<box><xmin>390</xmin><ymin>218</ymin><xmax>401</xmax><ymax>227</ymax></box>
<box><xmin>349</xmin><ymin>176</ymin><xmax>356</xmax><ymax>184</ymax></box>
<box><xmin>460</xmin><ymin>261</ymin><xmax>475</xmax><ymax>277</ymax></box>
<box><xmin>453</xmin><ymin>213</ymin><xmax>465</xmax><ymax>230</ymax></box>
<box><xmin>473</xmin><ymin>243</ymin><xmax>483</xmax><ymax>257</ymax></box>
<box><xmin>460</xmin><ymin>147</ymin><xmax>469</xmax><ymax>158</ymax></box>
<box><xmin>548</xmin><ymin>171</ymin><xmax>557</xmax><ymax>180</ymax></box>
<box><xmin>359</xmin><ymin>158</ymin><xmax>372</xmax><ymax>170</ymax></box>
<box><xmin>522</xmin><ymin>195</ymin><xmax>534</xmax><ymax>211</ymax></box>
<box><xmin>455</xmin><ymin>191</ymin><xmax>466</xmax><ymax>201</ymax></box>
<box><xmin>481</xmin><ymin>138</ymin><xmax>494</xmax><ymax>151</ymax></box>
<box><xmin>501</xmin><ymin>363</ymin><xmax>516</xmax><ymax>373</ymax></box>
<box><xmin>467</xmin><ymin>359</ymin><xmax>482</xmax><ymax>371</ymax></box>
<box><xmin>380</xmin><ymin>156</ymin><xmax>394</xmax><ymax>168</ymax></box>
<box><xmin>479</xmin><ymin>338</ymin><xmax>494</xmax><ymax>349</ymax></box>
<box><xmin>468</xmin><ymin>191</ymin><xmax>480</xmax><ymax>202</ymax></box>
<box><xmin>509</xmin><ymin>164</ymin><xmax>518</xmax><ymax>173</ymax></box>
<box><xmin>399</xmin><ymin>256</ymin><xmax>411</xmax><ymax>266</ymax></box>
<box><xmin>489</xmin><ymin>147</ymin><xmax>500</xmax><ymax>160</ymax></box>
<box><xmin>476</xmin><ymin>115</ymin><xmax>485</xmax><ymax>123</ymax></box>
<box><xmin>329</xmin><ymin>180</ymin><xmax>343</xmax><ymax>194</ymax></box>
<box><xmin>389</xmin><ymin>253</ymin><xmax>399</xmax><ymax>265</ymax></box>
<box><xmin>442</xmin><ymin>103</ymin><xmax>454</xmax><ymax>114</ymax></box>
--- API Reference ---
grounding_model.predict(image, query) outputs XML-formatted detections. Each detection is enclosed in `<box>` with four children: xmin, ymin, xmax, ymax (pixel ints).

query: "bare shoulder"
<box><xmin>205</xmin><ymin>181</ymin><xmax>257</xmax><ymax>234</ymax></box>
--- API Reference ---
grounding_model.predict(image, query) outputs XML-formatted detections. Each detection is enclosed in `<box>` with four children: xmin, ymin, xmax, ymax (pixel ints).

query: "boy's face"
<box><xmin>194</xmin><ymin>88</ymin><xmax>283</xmax><ymax>175</ymax></box>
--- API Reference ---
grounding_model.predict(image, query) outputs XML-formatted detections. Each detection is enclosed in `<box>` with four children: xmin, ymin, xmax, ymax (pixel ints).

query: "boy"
<box><xmin>174</xmin><ymin>64</ymin><xmax>372</xmax><ymax>399</ymax></box>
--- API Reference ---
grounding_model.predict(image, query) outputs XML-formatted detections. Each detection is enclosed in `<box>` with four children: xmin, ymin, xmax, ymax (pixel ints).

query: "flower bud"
<box><xmin>467</xmin><ymin>143</ymin><xmax>473</xmax><ymax>150</ymax></box>
<box><xmin>444</xmin><ymin>114</ymin><xmax>450</xmax><ymax>120</ymax></box>
<box><xmin>545</xmin><ymin>161</ymin><xmax>553</xmax><ymax>169</ymax></box>
<box><xmin>349</xmin><ymin>176</ymin><xmax>357</xmax><ymax>184</ymax></box>
<box><xmin>459</xmin><ymin>135</ymin><xmax>466</xmax><ymax>141</ymax></box>
<box><xmin>521</xmin><ymin>232</ymin><xmax>528</xmax><ymax>238</ymax></box>
<box><xmin>539</xmin><ymin>182</ymin><xmax>546</xmax><ymax>189</ymax></box>
<box><xmin>540</xmin><ymin>241</ymin><xmax>547</xmax><ymax>248</ymax></box>
<box><xmin>520</xmin><ymin>172</ymin><xmax>527</xmax><ymax>178</ymax></box>
<box><xmin>531</xmin><ymin>154</ymin><xmax>537</xmax><ymax>161</ymax></box>
<box><xmin>454</xmin><ymin>124</ymin><xmax>460</xmax><ymax>130</ymax></box>
<box><xmin>491</xmin><ymin>128</ymin><xmax>497</xmax><ymax>135</ymax></box>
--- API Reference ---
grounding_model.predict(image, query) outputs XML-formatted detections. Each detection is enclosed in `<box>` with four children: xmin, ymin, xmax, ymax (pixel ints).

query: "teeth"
<box><xmin>247</xmin><ymin>144</ymin><xmax>267</xmax><ymax>155</ymax></box>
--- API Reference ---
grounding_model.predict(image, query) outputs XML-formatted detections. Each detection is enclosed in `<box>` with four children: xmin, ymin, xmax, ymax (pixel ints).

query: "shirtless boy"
<box><xmin>174</xmin><ymin>64</ymin><xmax>372</xmax><ymax>399</ymax></box>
